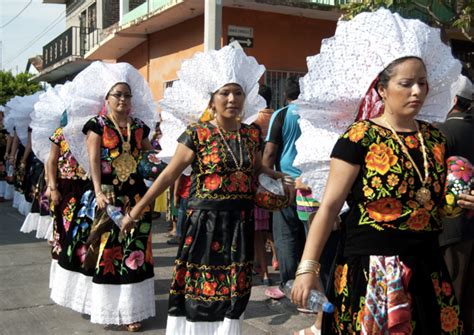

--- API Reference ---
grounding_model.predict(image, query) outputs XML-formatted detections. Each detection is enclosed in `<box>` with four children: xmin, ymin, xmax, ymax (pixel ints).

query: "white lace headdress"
<box><xmin>5</xmin><ymin>93</ymin><xmax>42</xmax><ymax>146</ymax></box>
<box><xmin>3</xmin><ymin>100</ymin><xmax>16</xmax><ymax>135</ymax></box>
<box><xmin>63</xmin><ymin>61</ymin><xmax>158</xmax><ymax>174</ymax></box>
<box><xmin>158</xmin><ymin>45</ymin><xmax>266</xmax><ymax>161</ymax></box>
<box><xmin>31</xmin><ymin>81</ymin><xmax>73</xmax><ymax>163</ymax></box>
<box><xmin>294</xmin><ymin>8</ymin><xmax>462</xmax><ymax>201</ymax></box>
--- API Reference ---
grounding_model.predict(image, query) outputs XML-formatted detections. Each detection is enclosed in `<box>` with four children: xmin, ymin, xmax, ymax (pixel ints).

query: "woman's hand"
<box><xmin>95</xmin><ymin>192</ymin><xmax>109</xmax><ymax>210</ymax></box>
<box><xmin>458</xmin><ymin>190</ymin><xmax>474</xmax><ymax>210</ymax></box>
<box><xmin>290</xmin><ymin>272</ymin><xmax>322</xmax><ymax>309</ymax></box>
<box><xmin>121</xmin><ymin>213</ymin><xmax>137</xmax><ymax>234</ymax></box>
<box><xmin>295</xmin><ymin>177</ymin><xmax>311</xmax><ymax>191</ymax></box>
<box><xmin>49</xmin><ymin>189</ymin><xmax>62</xmax><ymax>206</ymax></box>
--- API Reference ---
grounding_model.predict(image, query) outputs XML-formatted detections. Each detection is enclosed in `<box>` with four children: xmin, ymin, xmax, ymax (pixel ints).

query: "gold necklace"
<box><xmin>382</xmin><ymin>116</ymin><xmax>431</xmax><ymax>205</ymax></box>
<box><xmin>108</xmin><ymin>114</ymin><xmax>137</xmax><ymax>184</ymax></box>
<box><xmin>215</xmin><ymin>121</ymin><xmax>244</xmax><ymax>178</ymax></box>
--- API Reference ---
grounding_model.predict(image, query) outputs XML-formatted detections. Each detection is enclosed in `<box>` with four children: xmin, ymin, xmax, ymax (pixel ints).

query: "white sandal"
<box><xmin>297</xmin><ymin>325</ymin><xmax>321</xmax><ymax>335</ymax></box>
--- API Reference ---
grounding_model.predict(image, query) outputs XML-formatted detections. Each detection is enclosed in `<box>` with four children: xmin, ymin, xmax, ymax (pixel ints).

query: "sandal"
<box><xmin>124</xmin><ymin>322</ymin><xmax>142</xmax><ymax>332</ymax></box>
<box><xmin>264</xmin><ymin>286</ymin><xmax>285</xmax><ymax>299</ymax></box>
<box><xmin>295</xmin><ymin>325</ymin><xmax>321</xmax><ymax>335</ymax></box>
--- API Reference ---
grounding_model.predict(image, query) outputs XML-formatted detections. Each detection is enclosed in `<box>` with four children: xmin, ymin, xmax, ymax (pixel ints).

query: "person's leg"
<box><xmin>254</xmin><ymin>230</ymin><xmax>270</xmax><ymax>283</ymax></box>
<box><xmin>273</xmin><ymin>205</ymin><xmax>306</xmax><ymax>288</ymax></box>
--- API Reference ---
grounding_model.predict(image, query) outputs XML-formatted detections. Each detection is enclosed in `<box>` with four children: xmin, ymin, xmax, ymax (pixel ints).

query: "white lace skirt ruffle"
<box><xmin>90</xmin><ymin>277</ymin><xmax>156</xmax><ymax>325</ymax></box>
<box><xmin>36</xmin><ymin>216</ymin><xmax>53</xmax><ymax>239</ymax></box>
<box><xmin>44</xmin><ymin>218</ymin><xmax>54</xmax><ymax>241</ymax></box>
<box><xmin>166</xmin><ymin>315</ymin><xmax>243</xmax><ymax>335</ymax></box>
<box><xmin>18</xmin><ymin>197</ymin><xmax>32</xmax><ymax>216</ymax></box>
<box><xmin>4</xmin><ymin>183</ymin><xmax>14</xmax><ymax>200</ymax></box>
<box><xmin>12</xmin><ymin>191</ymin><xmax>21</xmax><ymax>208</ymax></box>
<box><xmin>20</xmin><ymin>213</ymin><xmax>39</xmax><ymax>233</ymax></box>
<box><xmin>0</xmin><ymin>181</ymin><xmax>5</xmax><ymax>197</ymax></box>
<box><xmin>50</xmin><ymin>261</ymin><xmax>93</xmax><ymax>315</ymax></box>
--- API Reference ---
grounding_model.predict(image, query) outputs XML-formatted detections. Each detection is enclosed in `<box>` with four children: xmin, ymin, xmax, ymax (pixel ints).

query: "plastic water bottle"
<box><xmin>7</xmin><ymin>163</ymin><xmax>14</xmax><ymax>177</ymax></box>
<box><xmin>106</xmin><ymin>205</ymin><xmax>124</xmax><ymax>228</ymax></box>
<box><xmin>283</xmin><ymin>280</ymin><xmax>335</xmax><ymax>313</ymax></box>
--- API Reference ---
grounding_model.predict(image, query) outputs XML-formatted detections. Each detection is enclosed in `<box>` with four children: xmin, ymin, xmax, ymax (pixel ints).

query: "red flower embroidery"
<box><xmin>175</xmin><ymin>268</ymin><xmax>187</xmax><ymax>287</ymax></box>
<box><xmin>197</xmin><ymin>127</ymin><xmax>211</xmax><ymax>142</ymax></box>
<box><xmin>441</xmin><ymin>282</ymin><xmax>452</xmax><ymax>296</ymax></box>
<box><xmin>237</xmin><ymin>271</ymin><xmax>247</xmax><ymax>291</ymax></box>
<box><xmin>102</xmin><ymin>126</ymin><xmax>119</xmax><ymax>149</ymax></box>
<box><xmin>184</xmin><ymin>236</ymin><xmax>193</xmax><ymax>246</ymax></box>
<box><xmin>218</xmin><ymin>273</ymin><xmax>226</xmax><ymax>282</ymax></box>
<box><xmin>229</xmin><ymin>172</ymin><xmax>249</xmax><ymax>192</ymax></box>
<box><xmin>202</xmin><ymin>153</ymin><xmax>220</xmax><ymax>166</ymax></box>
<box><xmin>75</xmin><ymin>244</ymin><xmax>88</xmax><ymax>264</ymax></box>
<box><xmin>220</xmin><ymin>286</ymin><xmax>230</xmax><ymax>295</ymax></box>
<box><xmin>204</xmin><ymin>174</ymin><xmax>221</xmax><ymax>191</ymax></box>
<box><xmin>203</xmin><ymin>281</ymin><xmax>217</xmax><ymax>296</ymax></box>
<box><xmin>134</xmin><ymin>128</ymin><xmax>144</xmax><ymax>149</ymax></box>
<box><xmin>99</xmin><ymin>246</ymin><xmax>122</xmax><ymax>275</ymax></box>
<box><xmin>211</xmin><ymin>241</ymin><xmax>221</xmax><ymax>252</ymax></box>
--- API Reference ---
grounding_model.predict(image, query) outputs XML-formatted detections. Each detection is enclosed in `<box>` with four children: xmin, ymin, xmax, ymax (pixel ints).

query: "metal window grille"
<box><xmin>263</xmin><ymin>70</ymin><xmax>305</xmax><ymax>110</ymax></box>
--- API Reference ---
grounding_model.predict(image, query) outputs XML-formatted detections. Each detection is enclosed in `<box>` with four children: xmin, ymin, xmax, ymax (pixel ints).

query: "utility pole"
<box><xmin>204</xmin><ymin>0</ymin><xmax>222</xmax><ymax>51</ymax></box>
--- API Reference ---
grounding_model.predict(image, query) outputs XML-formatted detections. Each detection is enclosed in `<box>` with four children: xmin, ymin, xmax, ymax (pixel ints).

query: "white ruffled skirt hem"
<box><xmin>166</xmin><ymin>315</ymin><xmax>244</xmax><ymax>335</ymax></box>
<box><xmin>3</xmin><ymin>183</ymin><xmax>14</xmax><ymax>200</ymax></box>
<box><xmin>18</xmin><ymin>198</ymin><xmax>32</xmax><ymax>216</ymax></box>
<box><xmin>20</xmin><ymin>213</ymin><xmax>40</xmax><ymax>233</ymax></box>
<box><xmin>35</xmin><ymin>216</ymin><xmax>53</xmax><ymax>239</ymax></box>
<box><xmin>50</xmin><ymin>261</ymin><xmax>156</xmax><ymax>325</ymax></box>
<box><xmin>12</xmin><ymin>191</ymin><xmax>21</xmax><ymax>208</ymax></box>
<box><xmin>50</xmin><ymin>260</ymin><xmax>93</xmax><ymax>315</ymax></box>
<box><xmin>0</xmin><ymin>181</ymin><xmax>5</xmax><ymax>197</ymax></box>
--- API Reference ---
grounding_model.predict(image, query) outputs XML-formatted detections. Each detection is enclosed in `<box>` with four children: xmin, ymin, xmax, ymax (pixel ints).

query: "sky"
<box><xmin>0</xmin><ymin>0</ymin><xmax>66</xmax><ymax>75</ymax></box>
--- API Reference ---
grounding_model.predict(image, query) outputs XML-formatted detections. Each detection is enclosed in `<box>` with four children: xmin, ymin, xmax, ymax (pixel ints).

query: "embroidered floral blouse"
<box><xmin>50</xmin><ymin>127</ymin><xmax>87</xmax><ymax>180</ymax></box>
<box><xmin>82</xmin><ymin>115</ymin><xmax>150</xmax><ymax>184</ymax></box>
<box><xmin>178</xmin><ymin>122</ymin><xmax>262</xmax><ymax>210</ymax></box>
<box><xmin>331</xmin><ymin>120</ymin><xmax>447</xmax><ymax>255</ymax></box>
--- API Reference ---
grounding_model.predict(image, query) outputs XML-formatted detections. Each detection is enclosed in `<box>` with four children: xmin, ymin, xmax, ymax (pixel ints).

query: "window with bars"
<box><xmin>263</xmin><ymin>70</ymin><xmax>305</xmax><ymax>110</ymax></box>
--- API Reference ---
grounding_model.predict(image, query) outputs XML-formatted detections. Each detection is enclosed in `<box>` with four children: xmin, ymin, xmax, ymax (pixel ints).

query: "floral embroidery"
<box><xmin>204</xmin><ymin>174</ymin><xmax>221</xmax><ymax>191</ymax></box>
<box><xmin>102</xmin><ymin>126</ymin><xmax>119</xmax><ymax>149</ymax></box>
<box><xmin>404</xmin><ymin>135</ymin><xmax>419</xmax><ymax>149</ymax></box>
<box><xmin>365</xmin><ymin>143</ymin><xmax>398</xmax><ymax>175</ymax></box>
<box><xmin>99</xmin><ymin>246</ymin><xmax>123</xmax><ymax>275</ymax></box>
<box><xmin>366</xmin><ymin>198</ymin><xmax>403</xmax><ymax>222</ymax></box>
<box><xmin>50</xmin><ymin>127</ymin><xmax>86</xmax><ymax>179</ymax></box>
<box><xmin>348</xmin><ymin>122</ymin><xmax>368</xmax><ymax>143</ymax></box>
<box><xmin>406</xmin><ymin>208</ymin><xmax>430</xmax><ymax>231</ymax></box>
<box><xmin>62</xmin><ymin>197</ymin><xmax>76</xmax><ymax>232</ymax></box>
<box><xmin>334</xmin><ymin>264</ymin><xmax>348</xmax><ymax>294</ymax></box>
<box><xmin>432</xmin><ymin>143</ymin><xmax>445</xmax><ymax>166</ymax></box>
<box><xmin>125</xmin><ymin>250</ymin><xmax>145</xmax><ymax>270</ymax></box>
<box><xmin>170</xmin><ymin>260</ymin><xmax>252</xmax><ymax>302</ymax></box>
<box><xmin>449</xmin><ymin>158</ymin><xmax>473</xmax><ymax>182</ymax></box>
<box><xmin>431</xmin><ymin>272</ymin><xmax>462</xmax><ymax>334</ymax></box>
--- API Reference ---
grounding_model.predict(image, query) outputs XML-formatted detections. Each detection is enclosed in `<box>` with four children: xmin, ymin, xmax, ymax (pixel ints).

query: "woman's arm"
<box><xmin>21</xmin><ymin>131</ymin><xmax>32</xmax><ymax>165</ymax></box>
<box><xmin>122</xmin><ymin>143</ymin><xmax>195</xmax><ymax>232</ymax></box>
<box><xmin>8</xmin><ymin>134</ymin><xmax>18</xmax><ymax>165</ymax></box>
<box><xmin>46</xmin><ymin>143</ymin><xmax>61</xmax><ymax>205</ymax></box>
<box><xmin>5</xmin><ymin>135</ymin><xmax>12</xmax><ymax>161</ymax></box>
<box><xmin>86</xmin><ymin>131</ymin><xmax>108</xmax><ymax>209</ymax></box>
<box><xmin>291</xmin><ymin>158</ymin><xmax>360</xmax><ymax>308</ymax></box>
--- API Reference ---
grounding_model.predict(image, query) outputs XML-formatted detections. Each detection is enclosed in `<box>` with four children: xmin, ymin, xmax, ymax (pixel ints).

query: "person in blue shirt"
<box><xmin>263</xmin><ymin>77</ymin><xmax>306</xmax><ymax>299</ymax></box>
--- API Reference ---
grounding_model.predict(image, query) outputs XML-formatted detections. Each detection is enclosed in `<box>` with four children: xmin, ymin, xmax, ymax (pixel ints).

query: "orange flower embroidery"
<box><xmin>102</xmin><ymin>126</ymin><xmax>119</xmax><ymax>149</ymax></box>
<box><xmin>202</xmin><ymin>153</ymin><xmax>220</xmax><ymax>165</ymax></box>
<box><xmin>197</xmin><ymin>127</ymin><xmax>212</xmax><ymax>142</ymax></box>
<box><xmin>371</xmin><ymin>176</ymin><xmax>382</xmax><ymax>189</ymax></box>
<box><xmin>134</xmin><ymin>128</ymin><xmax>144</xmax><ymax>149</ymax></box>
<box><xmin>366</xmin><ymin>198</ymin><xmax>403</xmax><ymax>222</ymax></box>
<box><xmin>348</xmin><ymin>122</ymin><xmax>368</xmax><ymax>143</ymax></box>
<box><xmin>398</xmin><ymin>181</ymin><xmax>408</xmax><ymax>194</ymax></box>
<box><xmin>334</xmin><ymin>264</ymin><xmax>348</xmax><ymax>294</ymax></box>
<box><xmin>406</xmin><ymin>208</ymin><xmax>430</xmax><ymax>231</ymax></box>
<box><xmin>440</xmin><ymin>306</ymin><xmax>459</xmax><ymax>332</ymax></box>
<box><xmin>404</xmin><ymin>135</ymin><xmax>419</xmax><ymax>149</ymax></box>
<box><xmin>365</xmin><ymin>143</ymin><xmax>398</xmax><ymax>175</ymax></box>
<box><xmin>432</xmin><ymin>143</ymin><xmax>445</xmax><ymax>166</ymax></box>
<box><xmin>204</xmin><ymin>174</ymin><xmax>221</xmax><ymax>191</ymax></box>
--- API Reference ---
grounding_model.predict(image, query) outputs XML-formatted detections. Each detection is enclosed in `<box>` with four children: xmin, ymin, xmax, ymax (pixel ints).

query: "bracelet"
<box><xmin>295</xmin><ymin>260</ymin><xmax>321</xmax><ymax>277</ymax></box>
<box><xmin>95</xmin><ymin>191</ymin><xmax>104</xmax><ymax>197</ymax></box>
<box><xmin>126</xmin><ymin>212</ymin><xmax>139</xmax><ymax>223</ymax></box>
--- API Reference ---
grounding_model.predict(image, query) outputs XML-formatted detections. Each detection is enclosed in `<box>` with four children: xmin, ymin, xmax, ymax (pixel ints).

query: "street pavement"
<box><xmin>0</xmin><ymin>200</ymin><xmax>315</xmax><ymax>334</ymax></box>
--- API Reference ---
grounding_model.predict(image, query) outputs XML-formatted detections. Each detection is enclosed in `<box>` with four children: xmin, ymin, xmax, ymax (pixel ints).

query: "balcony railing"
<box><xmin>43</xmin><ymin>26</ymin><xmax>101</xmax><ymax>68</ymax></box>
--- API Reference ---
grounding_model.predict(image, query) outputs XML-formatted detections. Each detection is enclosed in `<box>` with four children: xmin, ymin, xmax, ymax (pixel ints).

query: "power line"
<box><xmin>0</xmin><ymin>0</ymin><xmax>33</xmax><ymax>29</ymax></box>
<box><xmin>4</xmin><ymin>10</ymin><xmax>66</xmax><ymax>70</ymax></box>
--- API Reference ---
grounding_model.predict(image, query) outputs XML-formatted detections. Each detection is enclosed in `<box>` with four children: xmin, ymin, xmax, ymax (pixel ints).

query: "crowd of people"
<box><xmin>1</xmin><ymin>8</ymin><xmax>474</xmax><ymax>335</ymax></box>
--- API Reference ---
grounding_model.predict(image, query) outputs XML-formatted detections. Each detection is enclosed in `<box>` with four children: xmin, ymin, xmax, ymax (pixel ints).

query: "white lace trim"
<box><xmin>35</xmin><ymin>216</ymin><xmax>53</xmax><ymax>239</ymax></box>
<box><xmin>5</xmin><ymin>92</ymin><xmax>41</xmax><ymax>145</ymax></box>
<box><xmin>4</xmin><ymin>184</ymin><xmax>14</xmax><ymax>200</ymax></box>
<box><xmin>12</xmin><ymin>191</ymin><xmax>21</xmax><ymax>208</ymax></box>
<box><xmin>90</xmin><ymin>277</ymin><xmax>156</xmax><ymax>325</ymax></box>
<box><xmin>50</xmin><ymin>261</ymin><xmax>93</xmax><ymax>315</ymax></box>
<box><xmin>18</xmin><ymin>198</ymin><xmax>32</xmax><ymax>216</ymax></box>
<box><xmin>20</xmin><ymin>213</ymin><xmax>40</xmax><ymax>233</ymax></box>
<box><xmin>44</xmin><ymin>218</ymin><xmax>54</xmax><ymax>241</ymax></box>
<box><xmin>0</xmin><ymin>181</ymin><xmax>5</xmax><ymax>197</ymax></box>
<box><xmin>166</xmin><ymin>315</ymin><xmax>243</xmax><ymax>335</ymax></box>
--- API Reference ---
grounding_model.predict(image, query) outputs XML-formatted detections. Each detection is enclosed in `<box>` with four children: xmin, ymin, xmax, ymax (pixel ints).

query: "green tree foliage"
<box><xmin>341</xmin><ymin>0</ymin><xmax>473</xmax><ymax>41</ymax></box>
<box><xmin>0</xmin><ymin>71</ymin><xmax>42</xmax><ymax>106</ymax></box>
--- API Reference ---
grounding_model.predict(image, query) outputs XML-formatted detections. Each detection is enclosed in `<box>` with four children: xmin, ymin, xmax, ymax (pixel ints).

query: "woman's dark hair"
<box><xmin>456</xmin><ymin>95</ymin><xmax>472</xmax><ymax>112</ymax></box>
<box><xmin>258</xmin><ymin>84</ymin><xmax>272</xmax><ymax>108</ymax></box>
<box><xmin>376</xmin><ymin>56</ymin><xmax>426</xmax><ymax>91</ymax></box>
<box><xmin>285</xmin><ymin>76</ymin><xmax>300</xmax><ymax>101</ymax></box>
<box><xmin>106</xmin><ymin>82</ymin><xmax>132</xmax><ymax>98</ymax></box>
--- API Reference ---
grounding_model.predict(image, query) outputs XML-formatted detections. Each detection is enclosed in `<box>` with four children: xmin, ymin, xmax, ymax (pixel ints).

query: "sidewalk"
<box><xmin>0</xmin><ymin>200</ymin><xmax>315</xmax><ymax>334</ymax></box>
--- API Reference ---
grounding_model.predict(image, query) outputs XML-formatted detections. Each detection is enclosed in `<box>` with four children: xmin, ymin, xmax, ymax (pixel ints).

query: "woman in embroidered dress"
<box><xmin>291</xmin><ymin>58</ymin><xmax>464</xmax><ymax>335</ymax></box>
<box><xmin>48</xmin><ymin>114</ymin><xmax>93</xmax><ymax>312</ymax></box>
<box><xmin>0</xmin><ymin>108</ymin><xmax>9</xmax><ymax>202</ymax></box>
<box><xmin>82</xmin><ymin>81</ymin><xmax>155</xmax><ymax>331</ymax></box>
